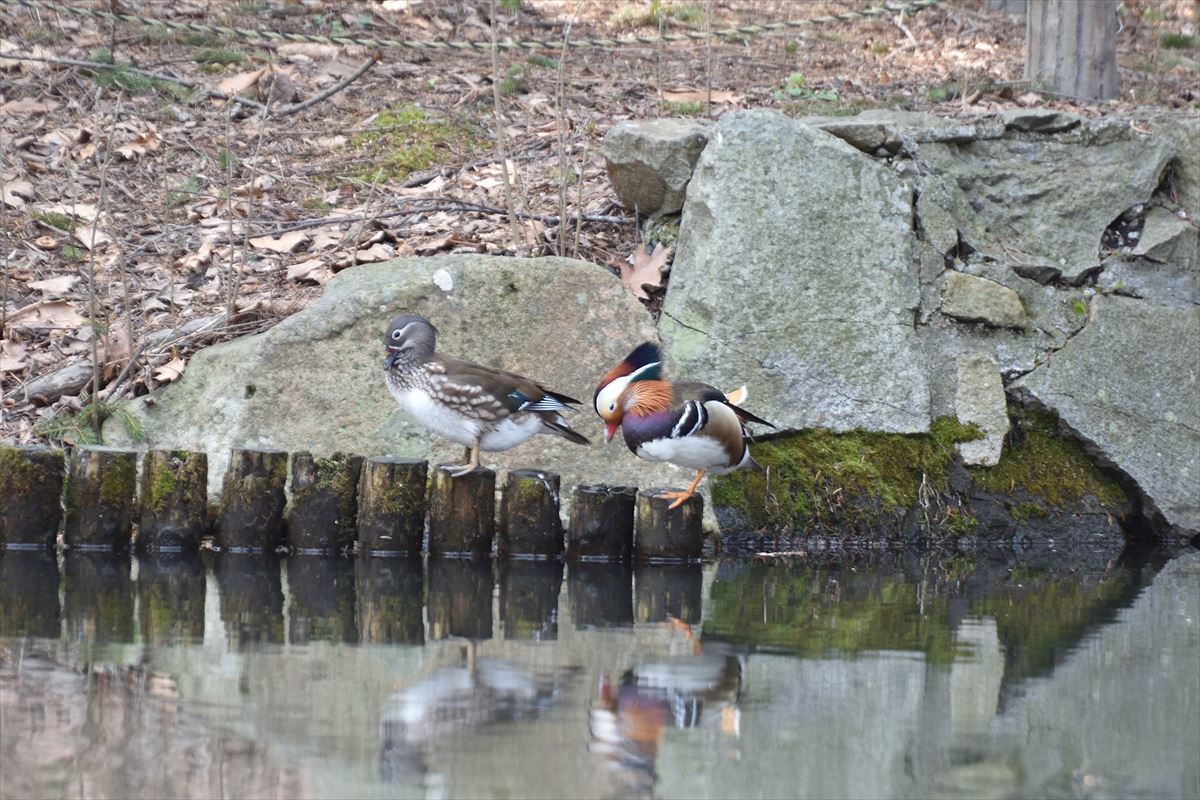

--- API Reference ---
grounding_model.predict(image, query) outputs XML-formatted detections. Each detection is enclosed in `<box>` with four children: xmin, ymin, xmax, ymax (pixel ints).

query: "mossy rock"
<box><xmin>710</xmin><ymin>417</ymin><xmax>982</xmax><ymax>536</ymax></box>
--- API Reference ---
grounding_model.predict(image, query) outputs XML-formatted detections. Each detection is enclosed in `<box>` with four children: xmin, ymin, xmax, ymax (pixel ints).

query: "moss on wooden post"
<box><xmin>567</xmin><ymin>484</ymin><xmax>637</xmax><ymax>563</ymax></box>
<box><xmin>64</xmin><ymin>446</ymin><xmax>137</xmax><ymax>551</ymax></box>
<box><xmin>427</xmin><ymin>465</ymin><xmax>495</xmax><ymax>559</ymax></box>
<box><xmin>216</xmin><ymin>448</ymin><xmax>288</xmax><ymax>553</ymax></box>
<box><xmin>357</xmin><ymin>456</ymin><xmax>427</xmax><ymax>557</ymax></box>
<box><xmin>138</xmin><ymin>450</ymin><xmax>208</xmax><ymax>554</ymax></box>
<box><xmin>635</xmin><ymin>489</ymin><xmax>704</xmax><ymax>563</ymax></box>
<box><xmin>286</xmin><ymin>451</ymin><xmax>363</xmax><ymax>554</ymax></box>
<box><xmin>0</xmin><ymin>445</ymin><xmax>64</xmax><ymax>550</ymax></box>
<box><xmin>498</xmin><ymin>469</ymin><xmax>562</xmax><ymax>559</ymax></box>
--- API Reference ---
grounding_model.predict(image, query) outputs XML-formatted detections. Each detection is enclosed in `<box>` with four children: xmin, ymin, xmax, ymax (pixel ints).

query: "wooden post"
<box><xmin>635</xmin><ymin>489</ymin><xmax>704</xmax><ymax>563</ymax></box>
<box><xmin>64</xmin><ymin>446</ymin><xmax>137</xmax><ymax>552</ymax></box>
<box><xmin>1026</xmin><ymin>0</ymin><xmax>1119</xmax><ymax>101</ymax></box>
<box><xmin>0</xmin><ymin>551</ymin><xmax>61</xmax><ymax>638</ymax></box>
<box><xmin>567</xmin><ymin>484</ymin><xmax>637</xmax><ymax>562</ymax></box>
<box><xmin>499</xmin><ymin>560</ymin><xmax>562</xmax><ymax>640</ymax></box>
<box><xmin>499</xmin><ymin>469</ymin><xmax>562</xmax><ymax>559</ymax></box>
<box><xmin>356</xmin><ymin>558</ymin><xmax>425</xmax><ymax>644</ymax></box>
<box><xmin>137</xmin><ymin>554</ymin><xmax>205</xmax><ymax>644</ymax></box>
<box><xmin>138</xmin><ymin>449</ymin><xmax>208</xmax><ymax>554</ymax></box>
<box><xmin>568</xmin><ymin>563</ymin><xmax>633</xmax><ymax>629</ymax></box>
<box><xmin>427</xmin><ymin>465</ymin><xmax>495</xmax><ymax>559</ymax></box>
<box><xmin>286</xmin><ymin>452</ymin><xmax>363</xmax><ymax>555</ymax></box>
<box><xmin>635</xmin><ymin>565</ymin><xmax>703</xmax><ymax>624</ymax></box>
<box><xmin>216</xmin><ymin>553</ymin><xmax>284</xmax><ymax>645</ymax></box>
<box><xmin>427</xmin><ymin>559</ymin><xmax>493</xmax><ymax>640</ymax></box>
<box><xmin>286</xmin><ymin>557</ymin><xmax>358</xmax><ymax>644</ymax></box>
<box><xmin>0</xmin><ymin>445</ymin><xmax>64</xmax><ymax>550</ymax></box>
<box><xmin>216</xmin><ymin>448</ymin><xmax>288</xmax><ymax>553</ymax></box>
<box><xmin>63</xmin><ymin>552</ymin><xmax>134</xmax><ymax>644</ymax></box>
<box><xmin>357</xmin><ymin>457</ymin><xmax>427</xmax><ymax>558</ymax></box>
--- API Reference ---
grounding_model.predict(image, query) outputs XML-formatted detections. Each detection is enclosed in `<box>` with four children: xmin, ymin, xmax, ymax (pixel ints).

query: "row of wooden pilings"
<box><xmin>0</xmin><ymin>445</ymin><xmax>704</xmax><ymax>561</ymax></box>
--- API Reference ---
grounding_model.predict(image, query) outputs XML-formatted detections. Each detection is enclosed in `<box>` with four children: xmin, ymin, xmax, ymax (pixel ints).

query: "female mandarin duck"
<box><xmin>594</xmin><ymin>342</ymin><xmax>773</xmax><ymax>509</ymax></box>
<box><xmin>384</xmin><ymin>314</ymin><xmax>589</xmax><ymax>476</ymax></box>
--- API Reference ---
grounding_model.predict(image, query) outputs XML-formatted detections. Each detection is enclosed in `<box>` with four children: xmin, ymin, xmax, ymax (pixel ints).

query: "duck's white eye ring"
<box><xmin>391</xmin><ymin>330</ymin><xmax>402</xmax><ymax>340</ymax></box>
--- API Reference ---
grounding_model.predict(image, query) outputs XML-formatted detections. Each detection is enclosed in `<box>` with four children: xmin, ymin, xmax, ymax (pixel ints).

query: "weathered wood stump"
<box><xmin>64</xmin><ymin>446</ymin><xmax>137</xmax><ymax>551</ymax></box>
<box><xmin>499</xmin><ymin>469</ymin><xmax>562</xmax><ymax>559</ymax></box>
<box><xmin>499</xmin><ymin>560</ymin><xmax>562</xmax><ymax>640</ymax></box>
<box><xmin>567</xmin><ymin>484</ymin><xmax>637</xmax><ymax>562</ymax></box>
<box><xmin>635</xmin><ymin>565</ymin><xmax>703</xmax><ymax>624</ymax></box>
<box><xmin>138</xmin><ymin>450</ymin><xmax>208</xmax><ymax>553</ymax></box>
<box><xmin>428</xmin><ymin>559</ymin><xmax>493</xmax><ymax>640</ymax></box>
<box><xmin>356</xmin><ymin>558</ymin><xmax>425</xmax><ymax>644</ymax></box>
<box><xmin>356</xmin><ymin>457</ymin><xmax>427</xmax><ymax>557</ymax></box>
<box><xmin>137</xmin><ymin>554</ymin><xmax>205</xmax><ymax>644</ymax></box>
<box><xmin>0</xmin><ymin>551</ymin><xmax>61</xmax><ymax>637</ymax></box>
<box><xmin>568</xmin><ymin>563</ymin><xmax>634</xmax><ymax>628</ymax></box>
<box><xmin>287</xmin><ymin>557</ymin><xmax>358</xmax><ymax>644</ymax></box>
<box><xmin>63</xmin><ymin>552</ymin><xmax>134</xmax><ymax>644</ymax></box>
<box><xmin>216</xmin><ymin>448</ymin><xmax>288</xmax><ymax>553</ymax></box>
<box><xmin>427</xmin><ymin>465</ymin><xmax>495</xmax><ymax>559</ymax></box>
<box><xmin>286</xmin><ymin>452</ymin><xmax>363</xmax><ymax>554</ymax></box>
<box><xmin>216</xmin><ymin>553</ymin><xmax>284</xmax><ymax>645</ymax></box>
<box><xmin>0</xmin><ymin>445</ymin><xmax>64</xmax><ymax>550</ymax></box>
<box><xmin>635</xmin><ymin>489</ymin><xmax>704</xmax><ymax>562</ymax></box>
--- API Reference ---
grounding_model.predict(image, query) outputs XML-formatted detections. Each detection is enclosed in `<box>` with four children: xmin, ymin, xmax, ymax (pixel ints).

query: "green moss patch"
<box><xmin>347</xmin><ymin>104</ymin><xmax>485</xmax><ymax>183</ymax></box>
<box><xmin>970</xmin><ymin>407</ymin><xmax>1127</xmax><ymax>509</ymax></box>
<box><xmin>711</xmin><ymin>417</ymin><xmax>981</xmax><ymax>532</ymax></box>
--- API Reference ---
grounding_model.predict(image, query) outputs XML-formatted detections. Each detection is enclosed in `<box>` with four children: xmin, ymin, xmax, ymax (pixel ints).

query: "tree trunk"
<box><xmin>1026</xmin><ymin>0</ymin><xmax>1120</xmax><ymax>101</ymax></box>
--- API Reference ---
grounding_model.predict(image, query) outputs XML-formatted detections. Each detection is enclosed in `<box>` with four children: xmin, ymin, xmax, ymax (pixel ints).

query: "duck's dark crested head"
<box><xmin>384</xmin><ymin>314</ymin><xmax>437</xmax><ymax>367</ymax></box>
<box><xmin>594</xmin><ymin>341</ymin><xmax>664</xmax><ymax>439</ymax></box>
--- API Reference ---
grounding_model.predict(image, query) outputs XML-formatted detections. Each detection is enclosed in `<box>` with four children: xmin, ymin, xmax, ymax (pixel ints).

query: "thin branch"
<box><xmin>86</xmin><ymin>97</ymin><xmax>122</xmax><ymax>435</ymax></box>
<box><xmin>490</xmin><ymin>0</ymin><xmax>525</xmax><ymax>251</ymax></box>
<box><xmin>0</xmin><ymin>52</ymin><xmax>270</xmax><ymax>111</ymax></box>
<box><xmin>273</xmin><ymin>54</ymin><xmax>379</xmax><ymax>116</ymax></box>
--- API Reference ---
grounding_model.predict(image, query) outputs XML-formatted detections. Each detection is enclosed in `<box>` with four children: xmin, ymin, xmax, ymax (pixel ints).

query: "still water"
<box><xmin>1</xmin><ymin>545</ymin><xmax>1197</xmax><ymax>800</ymax></box>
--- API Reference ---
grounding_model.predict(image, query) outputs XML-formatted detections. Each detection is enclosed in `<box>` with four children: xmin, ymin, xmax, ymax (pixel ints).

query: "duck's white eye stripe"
<box><xmin>391</xmin><ymin>321</ymin><xmax>421</xmax><ymax>343</ymax></box>
<box><xmin>391</xmin><ymin>329</ymin><xmax>403</xmax><ymax>340</ymax></box>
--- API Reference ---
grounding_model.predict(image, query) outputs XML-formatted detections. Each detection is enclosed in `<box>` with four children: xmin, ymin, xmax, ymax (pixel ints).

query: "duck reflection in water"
<box><xmin>377</xmin><ymin>642</ymin><xmax>570</xmax><ymax>785</ymax></box>
<box><xmin>589</xmin><ymin>618</ymin><xmax>744</xmax><ymax>797</ymax></box>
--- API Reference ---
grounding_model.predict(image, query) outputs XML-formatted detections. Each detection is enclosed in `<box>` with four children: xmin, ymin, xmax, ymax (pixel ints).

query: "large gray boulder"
<box><xmin>917</xmin><ymin>130</ymin><xmax>1175</xmax><ymax>282</ymax></box>
<box><xmin>1012</xmin><ymin>294</ymin><xmax>1200</xmax><ymax>536</ymax></box>
<box><xmin>103</xmin><ymin>256</ymin><xmax>691</xmax><ymax>499</ymax></box>
<box><xmin>659</xmin><ymin>109</ymin><xmax>930</xmax><ymax>433</ymax></box>
<box><xmin>603</xmin><ymin>119</ymin><xmax>711</xmax><ymax>217</ymax></box>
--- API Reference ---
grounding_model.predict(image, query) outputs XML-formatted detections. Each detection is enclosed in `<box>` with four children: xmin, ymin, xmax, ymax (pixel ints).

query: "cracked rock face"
<box><xmin>659</xmin><ymin>109</ymin><xmax>930</xmax><ymax>433</ymax></box>
<box><xmin>917</xmin><ymin>130</ymin><xmax>1175</xmax><ymax>282</ymax></box>
<box><xmin>102</xmin><ymin>256</ymin><xmax>681</xmax><ymax>499</ymax></box>
<box><xmin>1012</xmin><ymin>294</ymin><xmax>1200</xmax><ymax>536</ymax></box>
<box><xmin>940</xmin><ymin>271</ymin><xmax>1029</xmax><ymax>329</ymax></box>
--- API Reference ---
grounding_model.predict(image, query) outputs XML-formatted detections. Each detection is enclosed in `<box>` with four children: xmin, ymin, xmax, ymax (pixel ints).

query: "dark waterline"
<box><xmin>1</xmin><ymin>544</ymin><xmax>1197</xmax><ymax>799</ymax></box>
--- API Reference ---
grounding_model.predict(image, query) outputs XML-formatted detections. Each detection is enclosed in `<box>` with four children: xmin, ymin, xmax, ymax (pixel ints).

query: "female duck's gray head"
<box><xmin>384</xmin><ymin>315</ymin><xmax>437</xmax><ymax>367</ymax></box>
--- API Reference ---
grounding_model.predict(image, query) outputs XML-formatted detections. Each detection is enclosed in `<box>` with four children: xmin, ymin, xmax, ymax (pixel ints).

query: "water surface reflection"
<box><xmin>0</xmin><ymin>545</ymin><xmax>1195</xmax><ymax>799</ymax></box>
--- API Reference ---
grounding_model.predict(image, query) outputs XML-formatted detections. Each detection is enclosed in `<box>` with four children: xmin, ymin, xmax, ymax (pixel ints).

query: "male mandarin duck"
<box><xmin>594</xmin><ymin>342</ymin><xmax>773</xmax><ymax>509</ymax></box>
<box><xmin>384</xmin><ymin>314</ymin><xmax>589</xmax><ymax>476</ymax></box>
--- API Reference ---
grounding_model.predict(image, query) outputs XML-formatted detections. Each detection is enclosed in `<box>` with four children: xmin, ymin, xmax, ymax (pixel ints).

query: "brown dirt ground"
<box><xmin>1</xmin><ymin>0</ymin><xmax>1196</xmax><ymax>446</ymax></box>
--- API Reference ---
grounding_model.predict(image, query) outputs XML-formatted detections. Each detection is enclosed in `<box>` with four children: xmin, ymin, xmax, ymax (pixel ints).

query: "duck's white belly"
<box><xmin>390</xmin><ymin>384</ymin><xmax>480</xmax><ymax>446</ymax></box>
<box><xmin>479</xmin><ymin>415</ymin><xmax>543</xmax><ymax>451</ymax></box>
<box><xmin>390</xmin><ymin>383</ymin><xmax>544</xmax><ymax>451</ymax></box>
<box><xmin>637</xmin><ymin>435</ymin><xmax>732</xmax><ymax>471</ymax></box>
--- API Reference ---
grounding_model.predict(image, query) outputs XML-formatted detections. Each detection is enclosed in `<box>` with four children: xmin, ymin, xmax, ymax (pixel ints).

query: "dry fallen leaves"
<box><xmin>0</xmin><ymin>340</ymin><xmax>28</xmax><ymax>373</ymax></box>
<box><xmin>286</xmin><ymin>258</ymin><xmax>332</xmax><ymax>284</ymax></box>
<box><xmin>27</xmin><ymin>275</ymin><xmax>79</xmax><ymax>297</ymax></box>
<box><xmin>249</xmin><ymin>231</ymin><xmax>309</xmax><ymax>253</ymax></box>
<box><xmin>154</xmin><ymin>355</ymin><xmax>186</xmax><ymax>384</ymax></box>
<box><xmin>621</xmin><ymin>242</ymin><xmax>671</xmax><ymax>299</ymax></box>
<box><xmin>7</xmin><ymin>299</ymin><xmax>85</xmax><ymax>329</ymax></box>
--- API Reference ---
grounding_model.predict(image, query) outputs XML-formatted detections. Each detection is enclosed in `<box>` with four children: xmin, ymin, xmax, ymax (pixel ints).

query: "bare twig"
<box><xmin>273</xmin><ymin>54</ymin><xmax>379</xmax><ymax>116</ymax></box>
<box><xmin>0</xmin><ymin>52</ymin><xmax>270</xmax><ymax>111</ymax></box>
<box><xmin>490</xmin><ymin>0</ymin><xmax>525</xmax><ymax>251</ymax></box>
<box><xmin>85</xmin><ymin>96</ymin><xmax>122</xmax><ymax>435</ymax></box>
<box><xmin>554</xmin><ymin>8</ymin><xmax>578</xmax><ymax>257</ymax></box>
